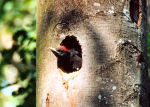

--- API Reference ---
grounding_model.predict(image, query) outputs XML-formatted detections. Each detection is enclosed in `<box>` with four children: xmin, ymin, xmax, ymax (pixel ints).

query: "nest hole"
<box><xmin>59</xmin><ymin>35</ymin><xmax>82</xmax><ymax>73</ymax></box>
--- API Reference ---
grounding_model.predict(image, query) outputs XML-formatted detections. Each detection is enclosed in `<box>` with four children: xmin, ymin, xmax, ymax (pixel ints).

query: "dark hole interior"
<box><xmin>58</xmin><ymin>35</ymin><xmax>82</xmax><ymax>73</ymax></box>
<box><xmin>129</xmin><ymin>0</ymin><xmax>139</xmax><ymax>24</ymax></box>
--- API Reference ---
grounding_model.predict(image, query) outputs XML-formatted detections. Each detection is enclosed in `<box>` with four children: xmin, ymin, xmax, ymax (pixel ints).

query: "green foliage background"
<box><xmin>0</xmin><ymin>0</ymin><xmax>36</xmax><ymax>107</ymax></box>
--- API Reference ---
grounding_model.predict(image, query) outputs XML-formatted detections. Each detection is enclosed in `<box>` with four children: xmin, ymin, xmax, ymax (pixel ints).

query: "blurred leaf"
<box><xmin>3</xmin><ymin>1</ymin><xmax>13</xmax><ymax>12</ymax></box>
<box><xmin>0</xmin><ymin>0</ymin><xmax>36</xmax><ymax>106</ymax></box>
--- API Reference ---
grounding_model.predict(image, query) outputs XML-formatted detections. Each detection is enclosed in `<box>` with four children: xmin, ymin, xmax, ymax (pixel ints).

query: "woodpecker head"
<box><xmin>49</xmin><ymin>35</ymin><xmax>82</xmax><ymax>73</ymax></box>
<box><xmin>50</xmin><ymin>45</ymin><xmax>69</xmax><ymax>58</ymax></box>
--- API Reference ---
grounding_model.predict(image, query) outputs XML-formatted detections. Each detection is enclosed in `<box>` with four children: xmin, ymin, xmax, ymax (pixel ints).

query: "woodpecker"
<box><xmin>50</xmin><ymin>36</ymin><xmax>82</xmax><ymax>73</ymax></box>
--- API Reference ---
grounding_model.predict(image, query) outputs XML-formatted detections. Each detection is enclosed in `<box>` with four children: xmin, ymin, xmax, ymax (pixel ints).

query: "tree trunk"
<box><xmin>37</xmin><ymin>0</ymin><xmax>149</xmax><ymax>107</ymax></box>
<box><xmin>148</xmin><ymin>0</ymin><xmax>150</xmax><ymax>27</ymax></box>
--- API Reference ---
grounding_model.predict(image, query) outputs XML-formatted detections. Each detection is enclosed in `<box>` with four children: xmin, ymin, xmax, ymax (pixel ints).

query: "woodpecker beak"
<box><xmin>49</xmin><ymin>47</ymin><xmax>60</xmax><ymax>57</ymax></box>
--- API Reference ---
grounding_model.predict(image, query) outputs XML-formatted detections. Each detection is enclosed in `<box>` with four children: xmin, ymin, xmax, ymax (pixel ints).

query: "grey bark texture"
<box><xmin>148</xmin><ymin>0</ymin><xmax>150</xmax><ymax>27</ymax></box>
<box><xmin>37</xmin><ymin>0</ymin><xmax>149</xmax><ymax>107</ymax></box>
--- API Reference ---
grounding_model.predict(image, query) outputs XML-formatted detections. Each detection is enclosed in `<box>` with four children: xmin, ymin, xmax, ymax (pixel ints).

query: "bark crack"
<box><xmin>129</xmin><ymin>0</ymin><xmax>142</xmax><ymax>28</ymax></box>
<box><xmin>46</xmin><ymin>93</ymin><xmax>50</xmax><ymax>107</ymax></box>
<box><xmin>59</xmin><ymin>69</ymin><xmax>79</xmax><ymax>107</ymax></box>
<box><xmin>59</xmin><ymin>69</ymin><xmax>80</xmax><ymax>90</ymax></box>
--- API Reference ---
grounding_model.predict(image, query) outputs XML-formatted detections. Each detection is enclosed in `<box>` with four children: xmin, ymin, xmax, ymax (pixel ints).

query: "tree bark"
<box><xmin>37</xmin><ymin>0</ymin><xmax>149</xmax><ymax>107</ymax></box>
<box><xmin>148</xmin><ymin>0</ymin><xmax>150</xmax><ymax>27</ymax></box>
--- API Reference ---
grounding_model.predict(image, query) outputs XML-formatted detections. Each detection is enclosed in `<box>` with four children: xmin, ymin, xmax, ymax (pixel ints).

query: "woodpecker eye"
<box><xmin>58</xmin><ymin>49</ymin><xmax>64</xmax><ymax>52</ymax></box>
<box><xmin>57</xmin><ymin>49</ymin><xmax>68</xmax><ymax>56</ymax></box>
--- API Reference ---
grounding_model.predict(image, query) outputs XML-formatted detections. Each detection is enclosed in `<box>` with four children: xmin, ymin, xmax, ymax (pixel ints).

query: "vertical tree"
<box><xmin>148</xmin><ymin>0</ymin><xmax>150</xmax><ymax>27</ymax></box>
<box><xmin>37</xmin><ymin>0</ymin><xmax>149</xmax><ymax>106</ymax></box>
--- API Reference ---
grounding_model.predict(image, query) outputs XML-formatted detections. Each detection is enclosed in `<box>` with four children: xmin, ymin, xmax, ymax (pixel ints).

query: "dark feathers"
<box><xmin>50</xmin><ymin>35</ymin><xmax>82</xmax><ymax>73</ymax></box>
